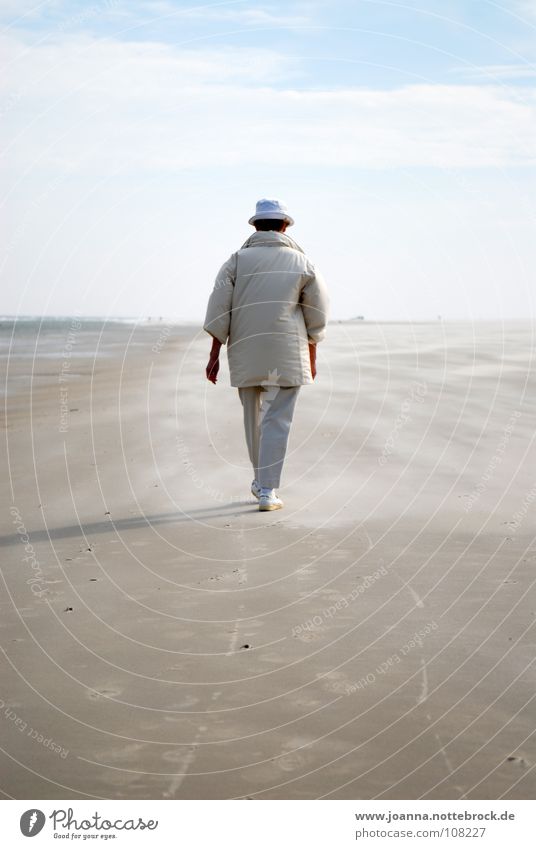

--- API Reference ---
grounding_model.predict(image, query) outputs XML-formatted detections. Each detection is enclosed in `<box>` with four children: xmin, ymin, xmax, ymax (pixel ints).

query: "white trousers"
<box><xmin>238</xmin><ymin>385</ymin><xmax>301</xmax><ymax>489</ymax></box>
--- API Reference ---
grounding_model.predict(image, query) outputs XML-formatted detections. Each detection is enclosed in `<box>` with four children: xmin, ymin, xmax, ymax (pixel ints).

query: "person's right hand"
<box><xmin>206</xmin><ymin>354</ymin><xmax>220</xmax><ymax>384</ymax></box>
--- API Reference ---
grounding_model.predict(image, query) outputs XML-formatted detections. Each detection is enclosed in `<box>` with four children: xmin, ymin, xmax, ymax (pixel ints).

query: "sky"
<box><xmin>1</xmin><ymin>0</ymin><xmax>536</xmax><ymax>321</ymax></box>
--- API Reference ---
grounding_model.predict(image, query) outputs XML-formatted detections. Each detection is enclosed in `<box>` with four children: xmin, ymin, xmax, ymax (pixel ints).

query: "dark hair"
<box><xmin>254</xmin><ymin>218</ymin><xmax>287</xmax><ymax>232</ymax></box>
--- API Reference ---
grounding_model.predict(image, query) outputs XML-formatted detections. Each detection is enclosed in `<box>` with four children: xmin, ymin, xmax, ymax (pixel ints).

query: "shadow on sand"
<box><xmin>3</xmin><ymin>501</ymin><xmax>259</xmax><ymax>548</ymax></box>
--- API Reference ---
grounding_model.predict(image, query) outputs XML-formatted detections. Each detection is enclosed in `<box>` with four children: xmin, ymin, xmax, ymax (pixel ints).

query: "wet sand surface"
<box><xmin>1</xmin><ymin>319</ymin><xmax>535</xmax><ymax>799</ymax></box>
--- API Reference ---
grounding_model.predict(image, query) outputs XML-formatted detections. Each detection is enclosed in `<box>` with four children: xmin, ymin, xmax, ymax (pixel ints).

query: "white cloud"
<box><xmin>135</xmin><ymin>0</ymin><xmax>310</xmax><ymax>27</ymax></box>
<box><xmin>0</xmin><ymin>0</ymin><xmax>311</xmax><ymax>32</ymax></box>
<box><xmin>2</xmin><ymin>32</ymin><xmax>536</xmax><ymax>175</ymax></box>
<box><xmin>452</xmin><ymin>63</ymin><xmax>536</xmax><ymax>80</ymax></box>
<box><xmin>0</xmin><ymin>0</ymin><xmax>46</xmax><ymax>16</ymax></box>
<box><xmin>513</xmin><ymin>0</ymin><xmax>536</xmax><ymax>17</ymax></box>
<box><xmin>177</xmin><ymin>5</ymin><xmax>309</xmax><ymax>27</ymax></box>
<box><xmin>0</xmin><ymin>31</ymin><xmax>302</xmax><ymax>93</ymax></box>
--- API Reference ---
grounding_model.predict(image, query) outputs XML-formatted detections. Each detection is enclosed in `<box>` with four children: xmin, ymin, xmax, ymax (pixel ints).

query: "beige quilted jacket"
<box><xmin>203</xmin><ymin>230</ymin><xmax>329</xmax><ymax>387</ymax></box>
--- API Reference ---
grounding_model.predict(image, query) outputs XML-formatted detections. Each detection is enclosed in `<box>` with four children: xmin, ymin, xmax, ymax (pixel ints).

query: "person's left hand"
<box><xmin>309</xmin><ymin>342</ymin><xmax>317</xmax><ymax>380</ymax></box>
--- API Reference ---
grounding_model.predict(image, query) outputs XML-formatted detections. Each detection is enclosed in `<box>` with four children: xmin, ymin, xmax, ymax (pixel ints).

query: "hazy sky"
<box><xmin>2</xmin><ymin>0</ymin><xmax>536</xmax><ymax>321</ymax></box>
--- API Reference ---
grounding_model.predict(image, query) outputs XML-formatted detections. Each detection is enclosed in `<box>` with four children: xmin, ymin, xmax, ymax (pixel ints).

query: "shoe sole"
<box><xmin>259</xmin><ymin>502</ymin><xmax>283</xmax><ymax>511</ymax></box>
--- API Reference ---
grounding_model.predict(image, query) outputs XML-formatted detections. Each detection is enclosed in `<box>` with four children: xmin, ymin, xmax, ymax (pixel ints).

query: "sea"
<box><xmin>0</xmin><ymin>316</ymin><xmax>191</xmax><ymax>398</ymax></box>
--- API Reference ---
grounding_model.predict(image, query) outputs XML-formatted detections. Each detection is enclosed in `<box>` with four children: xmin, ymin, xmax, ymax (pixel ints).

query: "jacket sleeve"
<box><xmin>203</xmin><ymin>253</ymin><xmax>237</xmax><ymax>344</ymax></box>
<box><xmin>300</xmin><ymin>263</ymin><xmax>329</xmax><ymax>343</ymax></box>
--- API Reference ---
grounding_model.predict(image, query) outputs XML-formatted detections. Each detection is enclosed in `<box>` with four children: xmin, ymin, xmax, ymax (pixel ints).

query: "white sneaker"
<box><xmin>251</xmin><ymin>480</ymin><xmax>261</xmax><ymax>499</ymax></box>
<box><xmin>258</xmin><ymin>488</ymin><xmax>284</xmax><ymax>511</ymax></box>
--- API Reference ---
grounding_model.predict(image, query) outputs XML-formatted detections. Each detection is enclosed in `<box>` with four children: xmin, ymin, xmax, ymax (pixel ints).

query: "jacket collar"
<box><xmin>240</xmin><ymin>230</ymin><xmax>304</xmax><ymax>253</ymax></box>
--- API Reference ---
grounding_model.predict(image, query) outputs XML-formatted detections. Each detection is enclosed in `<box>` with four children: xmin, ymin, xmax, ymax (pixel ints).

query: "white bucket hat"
<box><xmin>248</xmin><ymin>198</ymin><xmax>295</xmax><ymax>227</ymax></box>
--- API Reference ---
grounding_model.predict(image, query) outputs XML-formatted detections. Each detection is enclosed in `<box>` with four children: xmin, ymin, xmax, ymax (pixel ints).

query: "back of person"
<box><xmin>228</xmin><ymin>230</ymin><xmax>318</xmax><ymax>387</ymax></box>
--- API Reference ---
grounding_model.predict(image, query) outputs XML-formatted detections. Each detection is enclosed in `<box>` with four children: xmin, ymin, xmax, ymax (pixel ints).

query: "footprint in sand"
<box><xmin>294</xmin><ymin>630</ymin><xmax>323</xmax><ymax>643</ymax></box>
<box><xmin>506</xmin><ymin>755</ymin><xmax>530</xmax><ymax>767</ymax></box>
<box><xmin>319</xmin><ymin>670</ymin><xmax>356</xmax><ymax>695</ymax></box>
<box><xmin>87</xmin><ymin>686</ymin><xmax>123</xmax><ymax>701</ymax></box>
<box><xmin>162</xmin><ymin>747</ymin><xmax>198</xmax><ymax>765</ymax></box>
<box><xmin>93</xmin><ymin>743</ymin><xmax>145</xmax><ymax>763</ymax></box>
<box><xmin>275</xmin><ymin>751</ymin><xmax>309</xmax><ymax>772</ymax></box>
<box><xmin>102</xmin><ymin>772</ymin><xmax>140</xmax><ymax>789</ymax></box>
<box><xmin>163</xmin><ymin>694</ymin><xmax>200</xmax><ymax>710</ymax></box>
<box><xmin>196</xmin><ymin>574</ymin><xmax>224</xmax><ymax>585</ymax></box>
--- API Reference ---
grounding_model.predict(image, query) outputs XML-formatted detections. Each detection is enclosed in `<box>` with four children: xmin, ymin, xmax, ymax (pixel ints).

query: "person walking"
<box><xmin>203</xmin><ymin>198</ymin><xmax>329</xmax><ymax>511</ymax></box>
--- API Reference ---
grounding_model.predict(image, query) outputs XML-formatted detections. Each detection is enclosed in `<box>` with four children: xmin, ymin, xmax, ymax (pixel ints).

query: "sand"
<box><xmin>1</xmin><ymin>318</ymin><xmax>535</xmax><ymax>800</ymax></box>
